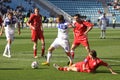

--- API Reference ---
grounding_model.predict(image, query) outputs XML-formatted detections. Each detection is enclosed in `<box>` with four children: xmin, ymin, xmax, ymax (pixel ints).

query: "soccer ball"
<box><xmin>31</xmin><ymin>61</ymin><xmax>39</xmax><ymax>69</ymax></box>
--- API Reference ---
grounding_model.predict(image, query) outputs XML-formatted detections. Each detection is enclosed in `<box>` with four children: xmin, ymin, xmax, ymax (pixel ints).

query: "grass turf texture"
<box><xmin>0</xmin><ymin>27</ymin><xmax>120</xmax><ymax>80</ymax></box>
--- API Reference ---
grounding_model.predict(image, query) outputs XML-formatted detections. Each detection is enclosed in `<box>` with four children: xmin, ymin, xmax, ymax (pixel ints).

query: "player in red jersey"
<box><xmin>53</xmin><ymin>50</ymin><xmax>117</xmax><ymax>74</ymax></box>
<box><xmin>27</xmin><ymin>8</ymin><xmax>45</xmax><ymax>58</ymax></box>
<box><xmin>70</xmin><ymin>14</ymin><xmax>94</xmax><ymax>59</ymax></box>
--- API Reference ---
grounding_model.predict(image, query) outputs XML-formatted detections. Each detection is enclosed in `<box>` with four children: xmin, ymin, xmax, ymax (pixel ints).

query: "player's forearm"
<box><xmin>88</xmin><ymin>27</ymin><xmax>93</xmax><ymax>32</ymax></box>
<box><xmin>68</xmin><ymin>23</ymin><xmax>74</xmax><ymax>28</ymax></box>
<box><xmin>41</xmin><ymin>25</ymin><xmax>44</xmax><ymax>31</ymax></box>
<box><xmin>84</xmin><ymin>27</ymin><xmax>92</xmax><ymax>35</ymax></box>
<box><xmin>82</xmin><ymin>64</ymin><xmax>87</xmax><ymax>70</ymax></box>
<box><xmin>107</xmin><ymin>65</ymin><xmax>117</xmax><ymax>74</ymax></box>
<box><xmin>27</xmin><ymin>22</ymin><xmax>35</xmax><ymax>30</ymax></box>
<box><xmin>26</xmin><ymin>22</ymin><xmax>31</xmax><ymax>27</ymax></box>
<box><xmin>26</xmin><ymin>21</ymin><xmax>33</xmax><ymax>28</ymax></box>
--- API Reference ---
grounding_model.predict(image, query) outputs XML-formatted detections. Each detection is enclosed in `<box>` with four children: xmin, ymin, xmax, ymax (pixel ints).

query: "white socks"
<box><xmin>100</xmin><ymin>31</ymin><xmax>106</xmax><ymax>38</ymax></box>
<box><xmin>46</xmin><ymin>51</ymin><xmax>52</xmax><ymax>63</ymax></box>
<box><xmin>3</xmin><ymin>44</ymin><xmax>8</xmax><ymax>55</ymax></box>
<box><xmin>3</xmin><ymin>43</ymin><xmax>11</xmax><ymax>58</ymax></box>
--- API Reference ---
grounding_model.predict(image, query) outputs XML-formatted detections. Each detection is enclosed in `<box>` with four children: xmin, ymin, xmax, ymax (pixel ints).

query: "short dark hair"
<box><xmin>7</xmin><ymin>12</ymin><xmax>13</xmax><ymax>16</ymax></box>
<box><xmin>74</xmin><ymin>14</ymin><xmax>81</xmax><ymax>18</ymax></box>
<box><xmin>103</xmin><ymin>13</ymin><xmax>106</xmax><ymax>16</ymax></box>
<box><xmin>90</xmin><ymin>50</ymin><xmax>97</xmax><ymax>58</ymax></box>
<box><xmin>57</xmin><ymin>15</ymin><xmax>65</xmax><ymax>23</ymax></box>
<box><xmin>34</xmin><ymin>7</ymin><xmax>39</xmax><ymax>11</ymax></box>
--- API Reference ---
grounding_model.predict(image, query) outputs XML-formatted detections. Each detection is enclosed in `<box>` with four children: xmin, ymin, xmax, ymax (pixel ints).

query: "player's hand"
<box><xmin>30</xmin><ymin>26</ymin><xmax>35</xmax><ymax>30</ymax></box>
<box><xmin>112</xmin><ymin>72</ymin><xmax>117</xmax><ymax>75</ymax></box>
<box><xmin>32</xmin><ymin>27</ymin><xmax>35</xmax><ymax>30</ymax></box>
<box><xmin>68</xmin><ymin>23</ymin><xmax>74</xmax><ymax>28</ymax></box>
<box><xmin>84</xmin><ymin>32</ymin><xmax>88</xmax><ymax>36</ymax></box>
<box><xmin>41</xmin><ymin>30</ymin><xmax>44</xmax><ymax>32</ymax></box>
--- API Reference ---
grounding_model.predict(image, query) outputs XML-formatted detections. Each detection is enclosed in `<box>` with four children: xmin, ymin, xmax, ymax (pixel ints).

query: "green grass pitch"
<box><xmin>0</xmin><ymin>27</ymin><xmax>120</xmax><ymax>80</ymax></box>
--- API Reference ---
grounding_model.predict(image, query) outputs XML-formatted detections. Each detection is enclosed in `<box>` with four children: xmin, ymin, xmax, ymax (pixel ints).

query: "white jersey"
<box><xmin>57</xmin><ymin>22</ymin><xmax>69</xmax><ymax>40</ymax></box>
<box><xmin>3</xmin><ymin>16</ymin><xmax>18</xmax><ymax>41</ymax></box>
<box><xmin>3</xmin><ymin>16</ymin><xmax>18</xmax><ymax>34</ymax></box>
<box><xmin>50</xmin><ymin>22</ymin><xmax>70</xmax><ymax>52</ymax></box>
<box><xmin>100</xmin><ymin>16</ymin><xmax>109</xmax><ymax>30</ymax></box>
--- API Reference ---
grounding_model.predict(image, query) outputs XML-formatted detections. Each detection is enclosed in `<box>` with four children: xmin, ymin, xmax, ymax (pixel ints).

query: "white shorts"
<box><xmin>50</xmin><ymin>38</ymin><xmax>70</xmax><ymax>52</ymax></box>
<box><xmin>101</xmin><ymin>25</ymin><xmax>106</xmax><ymax>30</ymax></box>
<box><xmin>5</xmin><ymin>30</ymin><xmax>14</xmax><ymax>41</ymax></box>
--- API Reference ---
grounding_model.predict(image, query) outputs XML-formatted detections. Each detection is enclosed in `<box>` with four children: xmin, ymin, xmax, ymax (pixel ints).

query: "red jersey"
<box><xmin>28</xmin><ymin>14</ymin><xmax>42</xmax><ymax>31</ymax></box>
<box><xmin>73</xmin><ymin>20</ymin><xmax>93</xmax><ymax>40</ymax></box>
<box><xmin>75</xmin><ymin>56</ymin><xmax>108</xmax><ymax>73</ymax></box>
<box><xmin>28</xmin><ymin>14</ymin><xmax>44</xmax><ymax>42</ymax></box>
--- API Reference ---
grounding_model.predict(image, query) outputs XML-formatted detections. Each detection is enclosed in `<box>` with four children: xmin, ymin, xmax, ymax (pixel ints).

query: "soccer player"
<box><xmin>99</xmin><ymin>13</ymin><xmax>109</xmax><ymax>39</ymax></box>
<box><xmin>70</xmin><ymin>14</ymin><xmax>94</xmax><ymax>59</ymax></box>
<box><xmin>0</xmin><ymin>12</ymin><xmax>21</xmax><ymax>58</ymax></box>
<box><xmin>42</xmin><ymin>15</ymin><xmax>73</xmax><ymax>66</ymax></box>
<box><xmin>27</xmin><ymin>8</ymin><xmax>45</xmax><ymax>58</ymax></box>
<box><xmin>112</xmin><ymin>17</ymin><xmax>116</xmax><ymax>29</ymax></box>
<box><xmin>53</xmin><ymin>50</ymin><xmax>117</xmax><ymax>74</ymax></box>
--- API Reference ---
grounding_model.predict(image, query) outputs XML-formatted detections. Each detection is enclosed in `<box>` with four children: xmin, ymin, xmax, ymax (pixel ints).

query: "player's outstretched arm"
<box><xmin>68</xmin><ymin>23</ymin><xmax>75</xmax><ymax>28</ymax></box>
<box><xmin>26</xmin><ymin>21</ymin><xmax>35</xmax><ymax>30</ymax></box>
<box><xmin>107</xmin><ymin>65</ymin><xmax>117</xmax><ymax>74</ymax></box>
<box><xmin>84</xmin><ymin>26</ymin><xmax>93</xmax><ymax>36</ymax></box>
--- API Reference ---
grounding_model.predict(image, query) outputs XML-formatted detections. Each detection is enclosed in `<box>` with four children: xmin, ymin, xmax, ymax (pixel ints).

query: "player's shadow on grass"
<box><xmin>15</xmin><ymin>37</ymin><xmax>30</xmax><ymax>39</ymax></box>
<box><xmin>110</xmin><ymin>64</ymin><xmax>120</xmax><ymax>66</ymax></box>
<box><xmin>0</xmin><ymin>68</ymin><xmax>23</xmax><ymax>70</ymax></box>
<box><xmin>90</xmin><ymin>37</ymin><xmax>120</xmax><ymax>40</ymax></box>
<box><xmin>95</xmin><ymin>70</ymin><xmax>120</xmax><ymax>74</ymax></box>
<box><xmin>37</xmin><ymin>68</ymin><xmax>49</xmax><ymax>70</ymax></box>
<box><xmin>95</xmin><ymin>70</ymin><xmax>111</xmax><ymax>74</ymax></box>
<box><xmin>106</xmin><ymin>38</ymin><xmax>120</xmax><ymax>40</ymax></box>
<box><xmin>0</xmin><ymin>37</ymin><xmax>6</xmax><ymax>39</ymax></box>
<box><xmin>0</xmin><ymin>36</ymin><xmax>30</xmax><ymax>39</ymax></box>
<box><xmin>0</xmin><ymin>68</ymin><xmax>49</xmax><ymax>70</ymax></box>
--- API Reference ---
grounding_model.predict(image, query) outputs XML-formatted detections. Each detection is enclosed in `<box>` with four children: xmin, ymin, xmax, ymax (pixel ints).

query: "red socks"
<box><xmin>34</xmin><ymin>49</ymin><xmax>37</xmax><ymax>57</ymax></box>
<box><xmin>41</xmin><ymin>48</ymin><xmax>45</xmax><ymax>56</ymax></box>
<box><xmin>66</xmin><ymin>52</ymin><xmax>71</xmax><ymax>56</ymax></box>
<box><xmin>58</xmin><ymin>67</ymin><xmax>68</xmax><ymax>71</ymax></box>
<box><xmin>71</xmin><ymin>52</ymin><xmax>74</xmax><ymax>59</ymax></box>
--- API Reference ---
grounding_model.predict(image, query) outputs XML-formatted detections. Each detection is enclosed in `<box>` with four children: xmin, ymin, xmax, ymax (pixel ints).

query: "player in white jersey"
<box><xmin>0</xmin><ymin>12</ymin><xmax>21</xmax><ymax>58</ymax></box>
<box><xmin>99</xmin><ymin>13</ymin><xmax>109</xmax><ymax>39</ymax></box>
<box><xmin>42</xmin><ymin>15</ymin><xmax>73</xmax><ymax>66</ymax></box>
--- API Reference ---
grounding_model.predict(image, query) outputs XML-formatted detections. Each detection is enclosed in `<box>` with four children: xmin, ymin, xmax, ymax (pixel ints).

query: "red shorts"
<box><xmin>75</xmin><ymin>62</ymin><xmax>83</xmax><ymax>72</ymax></box>
<box><xmin>73</xmin><ymin>36</ymin><xmax>89</xmax><ymax>47</ymax></box>
<box><xmin>75</xmin><ymin>62</ymin><xmax>91</xmax><ymax>73</ymax></box>
<box><xmin>31</xmin><ymin>30</ymin><xmax>44</xmax><ymax>42</ymax></box>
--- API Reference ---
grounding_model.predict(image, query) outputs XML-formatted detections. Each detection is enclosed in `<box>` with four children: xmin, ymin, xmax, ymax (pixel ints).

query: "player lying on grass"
<box><xmin>53</xmin><ymin>50</ymin><xmax>117</xmax><ymax>74</ymax></box>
